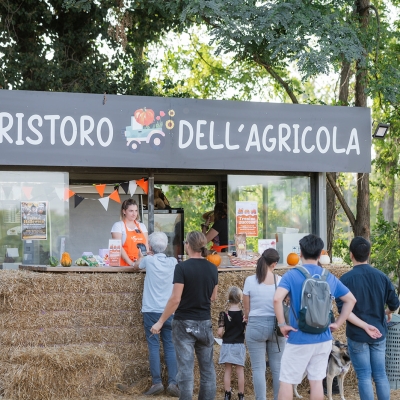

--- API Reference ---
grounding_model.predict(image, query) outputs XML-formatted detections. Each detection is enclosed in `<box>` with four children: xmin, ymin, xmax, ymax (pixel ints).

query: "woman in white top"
<box><xmin>243</xmin><ymin>248</ymin><xmax>285</xmax><ymax>400</ymax></box>
<box><xmin>110</xmin><ymin>199</ymin><xmax>148</xmax><ymax>266</ymax></box>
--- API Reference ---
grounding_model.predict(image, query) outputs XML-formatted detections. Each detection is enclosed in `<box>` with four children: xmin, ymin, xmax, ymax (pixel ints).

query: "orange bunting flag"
<box><xmin>109</xmin><ymin>189</ymin><xmax>121</xmax><ymax>203</ymax></box>
<box><xmin>64</xmin><ymin>188</ymin><xmax>75</xmax><ymax>201</ymax></box>
<box><xmin>22</xmin><ymin>186</ymin><xmax>33</xmax><ymax>200</ymax></box>
<box><xmin>95</xmin><ymin>184</ymin><xmax>107</xmax><ymax>197</ymax></box>
<box><xmin>136</xmin><ymin>178</ymin><xmax>148</xmax><ymax>194</ymax></box>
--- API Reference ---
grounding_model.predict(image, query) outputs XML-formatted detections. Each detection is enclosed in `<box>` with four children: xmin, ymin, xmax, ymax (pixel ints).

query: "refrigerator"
<box><xmin>276</xmin><ymin>232</ymin><xmax>309</xmax><ymax>265</ymax></box>
<box><xmin>143</xmin><ymin>208</ymin><xmax>184</xmax><ymax>258</ymax></box>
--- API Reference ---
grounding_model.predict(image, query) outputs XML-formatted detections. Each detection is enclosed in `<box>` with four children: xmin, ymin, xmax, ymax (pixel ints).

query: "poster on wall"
<box><xmin>21</xmin><ymin>201</ymin><xmax>47</xmax><ymax>240</ymax></box>
<box><xmin>258</xmin><ymin>239</ymin><xmax>276</xmax><ymax>254</ymax></box>
<box><xmin>236</xmin><ymin>201</ymin><xmax>258</xmax><ymax>237</ymax></box>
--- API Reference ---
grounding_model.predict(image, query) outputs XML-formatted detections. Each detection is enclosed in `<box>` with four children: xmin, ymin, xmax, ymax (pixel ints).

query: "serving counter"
<box><xmin>0</xmin><ymin>264</ymin><xmax>350</xmax><ymax>398</ymax></box>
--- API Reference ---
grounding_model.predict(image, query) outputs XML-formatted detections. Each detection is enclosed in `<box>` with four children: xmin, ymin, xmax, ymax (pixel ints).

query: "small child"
<box><xmin>218</xmin><ymin>286</ymin><xmax>246</xmax><ymax>400</ymax></box>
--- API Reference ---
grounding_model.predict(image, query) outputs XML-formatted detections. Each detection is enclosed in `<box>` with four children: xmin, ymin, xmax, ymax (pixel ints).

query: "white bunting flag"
<box><xmin>99</xmin><ymin>196</ymin><xmax>110</xmax><ymax>211</ymax></box>
<box><xmin>128</xmin><ymin>180</ymin><xmax>137</xmax><ymax>197</ymax></box>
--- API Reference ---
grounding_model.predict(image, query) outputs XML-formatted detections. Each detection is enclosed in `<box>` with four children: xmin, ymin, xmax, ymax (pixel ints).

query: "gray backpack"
<box><xmin>295</xmin><ymin>265</ymin><xmax>334</xmax><ymax>334</ymax></box>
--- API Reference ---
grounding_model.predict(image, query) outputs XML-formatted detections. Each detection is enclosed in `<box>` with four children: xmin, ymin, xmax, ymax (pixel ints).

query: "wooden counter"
<box><xmin>19</xmin><ymin>263</ymin><xmax>295</xmax><ymax>273</ymax></box>
<box><xmin>19</xmin><ymin>265</ymin><xmax>142</xmax><ymax>273</ymax></box>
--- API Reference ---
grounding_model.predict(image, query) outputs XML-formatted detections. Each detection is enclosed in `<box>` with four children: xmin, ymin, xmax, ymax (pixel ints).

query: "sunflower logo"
<box><xmin>166</xmin><ymin>120</ymin><xmax>174</xmax><ymax>130</ymax></box>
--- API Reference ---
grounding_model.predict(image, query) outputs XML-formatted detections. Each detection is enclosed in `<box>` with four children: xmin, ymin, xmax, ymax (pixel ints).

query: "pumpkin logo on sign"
<box><xmin>123</xmin><ymin>107</ymin><xmax>175</xmax><ymax>152</ymax></box>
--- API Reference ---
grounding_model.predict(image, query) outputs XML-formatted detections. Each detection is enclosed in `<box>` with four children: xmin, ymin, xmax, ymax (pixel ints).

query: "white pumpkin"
<box><xmin>319</xmin><ymin>254</ymin><xmax>331</xmax><ymax>265</ymax></box>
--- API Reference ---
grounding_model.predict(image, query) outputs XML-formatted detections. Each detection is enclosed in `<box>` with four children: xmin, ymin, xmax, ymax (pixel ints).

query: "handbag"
<box><xmin>273</xmin><ymin>273</ymin><xmax>290</xmax><ymax>338</ymax></box>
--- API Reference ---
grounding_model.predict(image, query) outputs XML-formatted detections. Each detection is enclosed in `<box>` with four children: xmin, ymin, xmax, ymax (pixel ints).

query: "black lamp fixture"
<box><xmin>372</xmin><ymin>122</ymin><xmax>390</xmax><ymax>139</ymax></box>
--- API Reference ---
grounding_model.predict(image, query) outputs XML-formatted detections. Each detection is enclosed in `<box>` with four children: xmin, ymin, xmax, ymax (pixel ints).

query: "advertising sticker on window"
<box><xmin>236</xmin><ymin>201</ymin><xmax>258</xmax><ymax>237</ymax></box>
<box><xmin>21</xmin><ymin>201</ymin><xmax>47</xmax><ymax>240</ymax></box>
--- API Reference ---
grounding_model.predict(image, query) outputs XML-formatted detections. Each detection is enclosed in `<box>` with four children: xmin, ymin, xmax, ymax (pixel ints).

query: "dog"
<box><xmin>293</xmin><ymin>340</ymin><xmax>351</xmax><ymax>400</ymax></box>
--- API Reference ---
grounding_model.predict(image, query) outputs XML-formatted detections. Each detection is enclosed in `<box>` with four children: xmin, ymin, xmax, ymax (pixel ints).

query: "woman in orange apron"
<box><xmin>111</xmin><ymin>199</ymin><xmax>148</xmax><ymax>266</ymax></box>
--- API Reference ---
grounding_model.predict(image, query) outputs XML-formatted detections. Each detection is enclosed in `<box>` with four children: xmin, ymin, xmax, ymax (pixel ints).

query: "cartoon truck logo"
<box><xmin>123</xmin><ymin>107</ymin><xmax>174</xmax><ymax>152</ymax></box>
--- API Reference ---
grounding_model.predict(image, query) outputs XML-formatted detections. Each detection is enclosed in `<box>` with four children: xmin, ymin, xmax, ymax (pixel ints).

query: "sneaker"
<box><xmin>238</xmin><ymin>393</ymin><xmax>244</xmax><ymax>400</ymax></box>
<box><xmin>166</xmin><ymin>383</ymin><xmax>180</xmax><ymax>397</ymax></box>
<box><xmin>224</xmin><ymin>390</ymin><xmax>232</xmax><ymax>400</ymax></box>
<box><xmin>143</xmin><ymin>383</ymin><xmax>164</xmax><ymax>396</ymax></box>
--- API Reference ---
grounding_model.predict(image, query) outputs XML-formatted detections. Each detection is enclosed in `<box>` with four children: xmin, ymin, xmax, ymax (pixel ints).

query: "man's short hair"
<box><xmin>148</xmin><ymin>231</ymin><xmax>168</xmax><ymax>254</ymax></box>
<box><xmin>349</xmin><ymin>236</ymin><xmax>370</xmax><ymax>263</ymax></box>
<box><xmin>299</xmin><ymin>234</ymin><xmax>324</xmax><ymax>260</ymax></box>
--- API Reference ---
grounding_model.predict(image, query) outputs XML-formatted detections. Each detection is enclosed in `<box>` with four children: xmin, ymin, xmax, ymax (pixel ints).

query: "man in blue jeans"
<box><xmin>139</xmin><ymin>231</ymin><xmax>180</xmax><ymax>396</ymax></box>
<box><xmin>337</xmin><ymin>236</ymin><xmax>400</xmax><ymax>400</ymax></box>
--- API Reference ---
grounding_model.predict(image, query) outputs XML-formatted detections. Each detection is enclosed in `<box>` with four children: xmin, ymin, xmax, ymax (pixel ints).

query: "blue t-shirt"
<box><xmin>278</xmin><ymin>264</ymin><xmax>349</xmax><ymax>345</ymax></box>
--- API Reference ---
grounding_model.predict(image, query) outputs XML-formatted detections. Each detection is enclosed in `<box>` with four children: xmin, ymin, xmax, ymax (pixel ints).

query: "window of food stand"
<box><xmin>227</xmin><ymin>174</ymin><xmax>311</xmax><ymax>259</ymax></box>
<box><xmin>0</xmin><ymin>171</ymin><xmax>69</xmax><ymax>267</ymax></box>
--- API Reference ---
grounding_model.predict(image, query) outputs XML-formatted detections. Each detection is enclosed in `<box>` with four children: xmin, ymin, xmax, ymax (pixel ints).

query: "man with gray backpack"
<box><xmin>273</xmin><ymin>234</ymin><xmax>356</xmax><ymax>400</ymax></box>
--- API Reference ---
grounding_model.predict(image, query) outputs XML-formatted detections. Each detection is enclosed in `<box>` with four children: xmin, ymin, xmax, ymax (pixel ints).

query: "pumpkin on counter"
<box><xmin>287</xmin><ymin>252</ymin><xmax>300</xmax><ymax>266</ymax></box>
<box><xmin>206</xmin><ymin>252</ymin><xmax>221</xmax><ymax>267</ymax></box>
<box><xmin>60</xmin><ymin>252</ymin><xmax>72</xmax><ymax>267</ymax></box>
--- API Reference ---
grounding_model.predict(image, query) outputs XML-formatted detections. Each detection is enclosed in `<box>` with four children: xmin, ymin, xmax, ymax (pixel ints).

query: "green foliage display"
<box><xmin>370</xmin><ymin>211</ymin><xmax>400</xmax><ymax>290</ymax></box>
<box><xmin>161</xmin><ymin>185</ymin><xmax>215</xmax><ymax>239</ymax></box>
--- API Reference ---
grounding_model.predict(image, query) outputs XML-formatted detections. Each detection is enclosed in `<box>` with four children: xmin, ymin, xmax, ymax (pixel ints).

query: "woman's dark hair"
<box><xmin>214</xmin><ymin>202</ymin><xmax>227</xmax><ymax>221</ymax></box>
<box><xmin>186</xmin><ymin>231</ymin><xmax>208</xmax><ymax>257</ymax></box>
<box><xmin>256</xmin><ymin>248</ymin><xmax>280</xmax><ymax>284</ymax></box>
<box><xmin>120</xmin><ymin>199</ymin><xmax>139</xmax><ymax>220</ymax></box>
<box><xmin>349</xmin><ymin>236</ymin><xmax>370</xmax><ymax>263</ymax></box>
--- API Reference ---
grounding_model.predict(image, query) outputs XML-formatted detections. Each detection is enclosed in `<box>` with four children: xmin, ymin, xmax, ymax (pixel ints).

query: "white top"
<box><xmin>243</xmin><ymin>274</ymin><xmax>281</xmax><ymax>317</ymax></box>
<box><xmin>140</xmin><ymin>253</ymin><xmax>177</xmax><ymax>313</ymax></box>
<box><xmin>110</xmin><ymin>220</ymin><xmax>148</xmax><ymax>245</ymax></box>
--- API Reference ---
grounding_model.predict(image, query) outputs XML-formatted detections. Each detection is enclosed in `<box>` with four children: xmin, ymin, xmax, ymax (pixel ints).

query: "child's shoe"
<box><xmin>224</xmin><ymin>390</ymin><xmax>231</xmax><ymax>400</ymax></box>
<box><xmin>238</xmin><ymin>393</ymin><xmax>244</xmax><ymax>400</ymax></box>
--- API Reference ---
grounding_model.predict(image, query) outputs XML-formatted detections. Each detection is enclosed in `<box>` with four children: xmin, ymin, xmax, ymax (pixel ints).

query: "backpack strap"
<box><xmin>320</xmin><ymin>268</ymin><xmax>330</xmax><ymax>281</ymax></box>
<box><xmin>295</xmin><ymin>265</ymin><xmax>311</xmax><ymax>279</ymax></box>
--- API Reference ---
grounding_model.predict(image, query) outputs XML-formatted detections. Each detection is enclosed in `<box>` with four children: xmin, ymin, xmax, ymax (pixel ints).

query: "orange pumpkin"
<box><xmin>60</xmin><ymin>252</ymin><xmax>72</xmax><ymax>267</ymax></box>
<box><xmin>287</xmin><ymin>252</ymin><xmax>300</xmax><ymax>266</ymax></box>
<box><xmin>206</xmin><ymin>252</ymin><xmax>221</xmax><ymax>267</ymax></box>
<box><xmin>134</xmin><ymin>107</ymin><xmax>155</xmax><ymax>126</ymax></box>
<box><xmin>321</xmin><ymin>249</ymin><xmax>328</xmax><ymax>255</ymax></box>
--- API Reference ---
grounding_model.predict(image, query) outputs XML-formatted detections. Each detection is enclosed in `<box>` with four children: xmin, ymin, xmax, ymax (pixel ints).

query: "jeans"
<box><xmin>245</xmin><ymin>316</ymin><xmax>285</xmax><ymax>400</ymax></box>
<box><xmin>348</xmin><ymin>337</ymin><xmax>390</xmax><ymax>400</ymax></box>
<box><xmin>172</xmin><ymin>319</ymin><xmax>216</xmax><ymax>400</ymax></box>
<box><xmin>143</xmin><ymin>312</ymin><xmax>178</xmax><ymax>386</ymax></box>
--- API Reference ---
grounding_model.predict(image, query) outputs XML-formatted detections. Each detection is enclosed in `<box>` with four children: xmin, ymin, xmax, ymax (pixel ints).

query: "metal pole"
<box><xmin>148</xmin><ymin>172</ymin><xmax>154</xmax><ymax>234</ymax></box>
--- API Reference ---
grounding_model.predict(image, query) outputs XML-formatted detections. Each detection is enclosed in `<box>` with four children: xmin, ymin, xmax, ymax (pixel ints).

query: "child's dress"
<box><xmin>218</xmin><ymin>310</ymin><xmax>246</xmax><ymax>366</ymax></box>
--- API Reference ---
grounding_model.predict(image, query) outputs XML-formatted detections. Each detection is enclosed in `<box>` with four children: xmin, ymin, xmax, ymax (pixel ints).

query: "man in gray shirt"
<box><xmin>138</xmin><ymin>232</ymin><xmax>180</xmax><ymax>397</ymax></box>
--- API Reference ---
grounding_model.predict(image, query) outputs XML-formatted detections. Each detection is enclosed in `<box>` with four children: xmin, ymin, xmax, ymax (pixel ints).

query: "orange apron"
<box><xmin>120</xmin><ymin>220</ymin><xmax>146</xmax><ymax>266</ymax></box>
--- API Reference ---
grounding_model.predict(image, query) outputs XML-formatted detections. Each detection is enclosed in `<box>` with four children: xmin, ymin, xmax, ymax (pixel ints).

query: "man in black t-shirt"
<box><xmin>151</xmin><ymin>231</ymin><xmax>218</xmax><ymax>400</ymax></box>
<box><xmin>337</xmin><ymin>236</ymin><xmax>399</xmax><ymax>400</ymax></box>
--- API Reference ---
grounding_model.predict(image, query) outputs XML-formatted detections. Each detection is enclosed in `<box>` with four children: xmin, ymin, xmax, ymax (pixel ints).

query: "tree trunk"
<box><xmin>352</xmin><ymin>0</ymin><xmax>370</xmax><ymax>240</ymax></box>
<box><xmin>326</xmin><ymin>172</ymin><xmax>337</xmax><ymax>256</ymax></box>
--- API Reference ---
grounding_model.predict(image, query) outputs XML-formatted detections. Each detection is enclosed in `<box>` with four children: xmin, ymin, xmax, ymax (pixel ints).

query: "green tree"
<box><xmin>162</xmin><ymin>185</ymin><xmax>215</xmax><ymax>238</ymax></box>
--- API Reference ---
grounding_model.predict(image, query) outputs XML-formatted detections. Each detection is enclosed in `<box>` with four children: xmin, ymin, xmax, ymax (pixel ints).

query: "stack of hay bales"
<box><xmin>0</xmin><ymin>270</ymin><xmax>143</xmax><ymax>399</ymax></box>
<box><xmin>0</xmin><ymin>265</ymin><xmax>352</xmax><ymax>398</ymax></box>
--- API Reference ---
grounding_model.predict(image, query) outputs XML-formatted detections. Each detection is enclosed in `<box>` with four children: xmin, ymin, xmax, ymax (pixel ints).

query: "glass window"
<box><xmin>0</xmin><ymin>171</ymin><xmax>69</xmax><ymax>266</ymax></box>
<box><xmin>228</xmin><ymin>174</ymin><xmax>311</xmax><ymax>260</ymax></box>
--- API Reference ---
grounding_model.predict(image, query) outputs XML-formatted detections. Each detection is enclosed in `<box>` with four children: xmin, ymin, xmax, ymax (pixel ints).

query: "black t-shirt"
<box><xmin>173</xmin><ymin>258</ymin><xmax>218</xmax><ymax>320</ymax></box>
<box><xmin>219</xmin><ymin>310</ymin><xmax>246</xmax><ymax>344</ymax></box>
<box><xmin>211</xmin><ymin>218</ymin><xmax>228</xmax><ymax>247</ymax></box>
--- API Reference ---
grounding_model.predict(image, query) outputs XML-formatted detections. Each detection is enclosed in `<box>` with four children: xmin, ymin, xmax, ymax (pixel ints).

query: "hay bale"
<box><xmin>0</xmin><ymin>266</ymin><xmax>355</xmax><ymax>398</ymax></box>
<box><xmin>1</xmin><ymin>345</ymin><xmax>121</xmax><ymax>400</ymax></box>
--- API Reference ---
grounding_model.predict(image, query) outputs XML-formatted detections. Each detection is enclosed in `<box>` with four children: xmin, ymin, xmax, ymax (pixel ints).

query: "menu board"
<box><xmin>108</xmin><ymin>239</ymin><xmax>121</xmax><ymax>266</ymax></box>
<box><xmin>236</xmin><ymin>201</ymin><xmax>258</xmax><ymax>237</ymax></box>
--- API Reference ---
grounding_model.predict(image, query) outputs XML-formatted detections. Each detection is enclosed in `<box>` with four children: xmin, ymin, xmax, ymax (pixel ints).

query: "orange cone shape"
<box><xmin>95</xmin><ymin>184</ymin><xmax>107</xmax><ymax>197</ymax></box>
<box><xmin>136</xmin><ymin>178</ymin><xmax>148</xmax><ymax>194</ymax></box>
<box><xmin>109</xmin><ymin>189</ymin><xmax>121</xmax><ymax>203</ymax></box>
<box><xmin>64</xmin><ymin>188</ymin><xmax>75</xmax><ymax>201</ymax></box>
